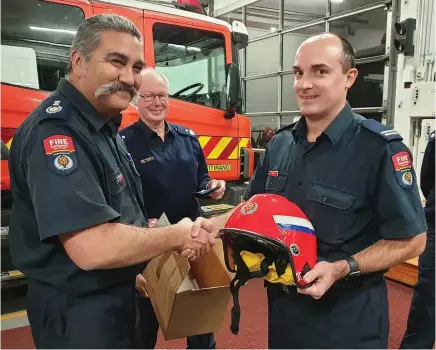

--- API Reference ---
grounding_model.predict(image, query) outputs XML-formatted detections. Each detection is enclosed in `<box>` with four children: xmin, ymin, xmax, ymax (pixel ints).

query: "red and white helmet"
<box><xmin>219</xmin><ymin>194</ymin><xmax>317</xmax><ymax>334</ymax></box>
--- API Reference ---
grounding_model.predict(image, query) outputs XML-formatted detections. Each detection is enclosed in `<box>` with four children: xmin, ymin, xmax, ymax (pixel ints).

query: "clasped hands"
<box><xmin>136</xmin><ymin>216</ymin><xmax>217</xmax><ymax>298</ymax></box>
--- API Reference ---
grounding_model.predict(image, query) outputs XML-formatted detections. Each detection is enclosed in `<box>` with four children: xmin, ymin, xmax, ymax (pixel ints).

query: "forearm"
<box><xmin>61</xmin><ymin>223</ymin><xmax>180</xmax><ymax>270</ymax></box>
<box><xmin>211</xmin><ymin>208</ymin><xmax>235</xmax><ymax>234</ymax></box>
<box><xmin>330</xmin><ymin>233</ymin><xmax>427</xmax><ymax>282</ymax></box>
<box><xmin>352</xmin><ymin>233</ymin><xmax>427</xmax><ymax>275</ymax></box>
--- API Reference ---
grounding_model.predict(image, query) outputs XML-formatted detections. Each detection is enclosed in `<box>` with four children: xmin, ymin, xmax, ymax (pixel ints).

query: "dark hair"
<box><xmin>335</xmin><ymin>33</ymin><xmax>356</xmax><ymax>73</ymax></box>
<box><xmin>308</xmin><ymin>32</ymin><xmax>356</xmax><ymax>73</ymax></box>
<box><xmin>68</xmin><ymin>14</ymin><xmax>142</xmax><ymax>72</ymax></box>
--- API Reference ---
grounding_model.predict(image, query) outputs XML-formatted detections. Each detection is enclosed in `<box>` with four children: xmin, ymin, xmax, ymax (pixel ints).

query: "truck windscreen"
<box><xmin>153</xmin><ymin>23</ymin><xmax>227</xmax><ymax>111</ymax></box>
<box><xmin>1</xmin><ymin>0</ymin><xmax>84</xmax><ymax>91</ymax></box>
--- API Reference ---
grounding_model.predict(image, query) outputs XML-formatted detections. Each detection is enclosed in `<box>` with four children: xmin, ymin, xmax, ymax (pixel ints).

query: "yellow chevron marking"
<box><xmin>208</xmin><ymin>137</ymin><xmax>233</xmax><ymax>160</ymax></box>
<box><xmin>6</xmin><ymin>138</ymin><xmax>13</xmax><ymax>150</ymax></box>
<box><xmin>1</xmin><ymin>311</ymin><xmax>27</xmax><ymax>320</ymax></box>
<box><xmin>198</xmin><ymin>136</ymin><xmax>211</xmax><ymax>149</ymax></box>
<box><xmin>228</xmin><ymin>138</ymin><xmax>249</xmax><ymax>160</ymax></box>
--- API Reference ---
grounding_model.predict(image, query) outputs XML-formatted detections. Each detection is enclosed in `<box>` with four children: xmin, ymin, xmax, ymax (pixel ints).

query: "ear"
<box><xmin>345</xmin><ymin>68</ymin><xmax>358</xmax><ymax>89</ymax></box>
<box><xmin>70</xmin><ymin>50</ymin><xmax>86</xmax><ymax>77</ymax></box>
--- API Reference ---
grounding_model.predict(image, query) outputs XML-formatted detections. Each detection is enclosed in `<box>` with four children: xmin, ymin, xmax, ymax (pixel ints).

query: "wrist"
<box><xmin>332</xmin><ymin>260</ymin><xmax>350</xmax><ymax>281</ymax></box>
<box><xmin>163</xmin><ymin>225</ymin><xmax>182</xmax><ymax>250</ymax></box>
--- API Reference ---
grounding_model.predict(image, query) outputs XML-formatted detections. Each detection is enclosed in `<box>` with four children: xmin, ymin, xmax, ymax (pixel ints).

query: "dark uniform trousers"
<box><xmin>400</xmin><ymin>224</ymin><xmax>435</xmax><ymax>349</ymax></box>
<box><xmin>27</xmin><ymin>280</ymin><xmax>137</xmax><ymax>349</ymax></box>
<box><xmin>401</xmin><ymin>131</ymin><xmax>435</xmax><ymax>349</ymax></box>
<box><xmin>266</xmin><ymin>276</ymin><xmax>389</xmax><ymax>349</ymax></box>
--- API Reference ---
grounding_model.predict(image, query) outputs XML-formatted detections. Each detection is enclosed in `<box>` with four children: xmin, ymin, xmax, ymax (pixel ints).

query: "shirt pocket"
<box><xmin>307</xmin><ymin>181</ymin><xmax>355</xmax><ymax>209</ymax></box>
<box><xmin>108</xmin><ymin>167</ymin><xmax>127</xmax><ymax>197</ymax></box>
<box><xmin>306</xmin><ymin>181</ymin><xmax>356</xmax><ymax>245</ymax></box>
<box><xmin>265</xmin><ymin>173</ymin><xmax>288</xmax><ymax>194</ymax></box>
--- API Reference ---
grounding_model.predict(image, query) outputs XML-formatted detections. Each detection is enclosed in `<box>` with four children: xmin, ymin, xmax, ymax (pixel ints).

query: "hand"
<box><xmin>175</xmin><ymin>217</ymin><xmax>213</xmax><ymax>258</ymax></box>
<box><xmin>135</xmin><ymin>273</ymin><xmax>148</xmax><ymax>298</ymax></box>
<box><xmin>296</xmin><ymin>261</ymin><xmax>349</xmax><ymax>299</ymax></box>
<box><xmin>148</xmin><ymin>218</ymin><xmax>158</xmax><ymax>228</ymax></box>
<box><xmin>208</xmin><ymin>180</ymin><xmax>226</xmax><ymax>200</ymax></box>
<box><xmin>191</xmin><ymin>216</ymin><xmax>217</xmax><ymax>246</ymax></box>
<box><xmin>181</xmin><ymin>249</ymin><xmax>197</xmax><ymax>261</ymax></box>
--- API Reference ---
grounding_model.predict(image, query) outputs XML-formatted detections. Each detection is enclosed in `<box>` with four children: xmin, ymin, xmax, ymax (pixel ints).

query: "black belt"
<box><xmin>267</xmin><ymin>273</ymin><xmax>384</xmax><ymax>299</ymax></box>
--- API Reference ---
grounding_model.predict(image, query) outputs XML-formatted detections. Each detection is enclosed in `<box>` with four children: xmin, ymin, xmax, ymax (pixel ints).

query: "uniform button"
<box><xmin>297</xmin><ymin>181</ymin><xmax>302</xmax><ymax>186</ymax></box>
<box><xmin>322</xmin><ymin>197</ymin><xmax>327</xmax><ymax>202</ymax></box>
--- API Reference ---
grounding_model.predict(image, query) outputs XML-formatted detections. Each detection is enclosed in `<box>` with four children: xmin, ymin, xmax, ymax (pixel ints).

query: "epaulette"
<box><xmin>360</xmin><ymin>119</ymin><xmax>403</xmax><ymax>142</ymax></box>
<box><xmin>171</xmin><ymin>124</ymin><xmax>197</xmax><ymax>139</ymax></box>
<box><xmin>276</xmin><ymin>121</ymin><xmax>297</xmax><ymax>134</ymax></box>
<box><xmin>39</xmin><ymin>93</ymin><xmax>71</xmax><ymax>121</ymax></box>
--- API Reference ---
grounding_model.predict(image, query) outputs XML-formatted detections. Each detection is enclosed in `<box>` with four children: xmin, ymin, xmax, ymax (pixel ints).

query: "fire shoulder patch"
<box><xmin>43</xmin><ymin>135</ymin><xmax>78</xmax><ymax>176</ymax></box>
<box><xmin>391</xmin><ymin>150</ymin><xmax>414</xmax><ymax>189</ymax></box>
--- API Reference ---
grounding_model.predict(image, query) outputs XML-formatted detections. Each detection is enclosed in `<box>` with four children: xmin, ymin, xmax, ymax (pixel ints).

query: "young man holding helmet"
<box><xmin>214</xmin><ymin>33</ymin><xmax>426</xmax><ymax>348</ymax></box>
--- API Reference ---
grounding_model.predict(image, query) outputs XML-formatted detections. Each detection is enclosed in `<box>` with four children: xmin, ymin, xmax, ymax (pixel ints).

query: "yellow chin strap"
<box><xmin>240</xmin><ymin>250</ymin><xmax>295</xmax><ymax>286</ymax></box>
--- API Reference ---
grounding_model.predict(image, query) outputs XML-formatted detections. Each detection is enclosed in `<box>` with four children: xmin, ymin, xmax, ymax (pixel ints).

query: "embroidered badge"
<box><xmin>43</xmin><ymin>135</ymin><xmax>78</xmax><ymax>175</ymax></box>
<box><xmin>392</xmin><ymin>151</ymin><xmax>412</xmax><ymax>171</ymax></box>
<box><xmin>402</xmin><ymin>171</ymin><xmax>413</xmax><ymax>186</ymax></box>
<box><xmin>392</xmin><ymin>151</ymin><xmax>413</xmax><ymax>189</ymax></box>
<box><xmin>268</xmin><ymin>170</ymin><xmax>279</xmax><ymax>177</ymax></box>
<box><xmin>116</xmin><ymin>174</ymin><xmax>124</xmax><ymax>184</ymax></box>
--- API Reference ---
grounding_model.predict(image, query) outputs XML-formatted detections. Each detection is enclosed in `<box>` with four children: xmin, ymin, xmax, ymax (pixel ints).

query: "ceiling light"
<box><xmin>29</xmin><ymin>26</ymin><xmax>77</xmax><ymax>35</ymax></box>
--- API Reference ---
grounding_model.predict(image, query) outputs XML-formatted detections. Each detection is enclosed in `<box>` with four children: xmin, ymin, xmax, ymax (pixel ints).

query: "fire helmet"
<box><xmin>219</xmin><ymin>194</ymin><xmax>317</xmax><ymax>335</ymax></box>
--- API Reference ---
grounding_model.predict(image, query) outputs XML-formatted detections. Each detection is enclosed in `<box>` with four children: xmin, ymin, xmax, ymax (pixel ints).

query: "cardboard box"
<box><xmin>142</xmin><ymin>214</ymin><xmax>233</xmax><ymax>340</ymax></box>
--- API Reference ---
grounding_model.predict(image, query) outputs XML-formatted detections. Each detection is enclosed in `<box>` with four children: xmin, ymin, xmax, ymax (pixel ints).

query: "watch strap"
<box><xmin>345</xmin><ymin>256</ymin><xmax>360</xmax><ymax>277</ymax></box>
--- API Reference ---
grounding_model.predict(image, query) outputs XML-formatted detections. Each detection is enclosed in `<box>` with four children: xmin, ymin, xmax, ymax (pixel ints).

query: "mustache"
<box><xmin>94</xmin><ymin>82</ymin><xmax>138</xmax><ymax>99</ymax></box>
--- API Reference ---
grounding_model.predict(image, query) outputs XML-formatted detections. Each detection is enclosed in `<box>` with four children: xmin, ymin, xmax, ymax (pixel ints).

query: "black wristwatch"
<box><xmin>345</xmin><ymin>256</ymin><xmax>361</xmax><ymax>277</ymax></box>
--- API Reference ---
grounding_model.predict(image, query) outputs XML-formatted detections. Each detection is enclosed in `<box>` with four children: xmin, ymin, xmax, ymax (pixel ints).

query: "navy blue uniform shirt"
<box><xmin>244</xmin><ymin>103</ymin><xmax>427</xmax><ymax>261</ymax></box>
<box><xmin>120</xmin><ymin>119</ymin><xmax>210</xmax><ymax>224</ymax></box>
<box><xmin>8</xmin><ymin>79</ymin><xmax>148</xmax><ymax>296</ymax></box>
<box><xmin>421</xmin><ymin>131</ymin><xmax>435</xmax><ymax>223</ymax></box>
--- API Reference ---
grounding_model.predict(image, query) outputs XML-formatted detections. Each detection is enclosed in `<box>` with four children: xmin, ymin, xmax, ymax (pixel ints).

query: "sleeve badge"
<box><xmin>43</xmin><ymin>135</ymin><xmax>78</xmax><ymax>175</ymax></box>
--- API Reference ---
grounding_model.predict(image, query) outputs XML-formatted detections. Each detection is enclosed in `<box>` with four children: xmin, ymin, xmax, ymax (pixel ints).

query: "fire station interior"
<box><xmin>1</xmin><ymin>0</ymin><xmax>435</xmax><ymax>348</ymax></box>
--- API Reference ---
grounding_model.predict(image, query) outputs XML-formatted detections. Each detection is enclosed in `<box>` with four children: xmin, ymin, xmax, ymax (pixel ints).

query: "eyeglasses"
<box><xmin>139</xmin><ymin>93</ymin><xmax>169</xmax><ymax>102</ymax></box>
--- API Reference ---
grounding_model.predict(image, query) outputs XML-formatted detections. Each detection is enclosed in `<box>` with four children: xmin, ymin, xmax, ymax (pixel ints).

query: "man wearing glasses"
<box><xmin>120</xmin><ymin>68</ymin><xmax>225</xmax><ymax>349</ymax></box>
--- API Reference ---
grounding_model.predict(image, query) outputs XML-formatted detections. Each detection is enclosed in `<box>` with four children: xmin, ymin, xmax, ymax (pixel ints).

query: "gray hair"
<box><xmin>68</xmin><ymin>14</ymin><xmax>142</xmax><ymax>72</ymax></box>
<box><xmin>141</xmin><ymin>67</ymin><xmax>170</xmax><ymax>87</ymax></box>
<box><xmin>131</xmin><ymin>68</ymin><xmax>170</xmax><ymax>106</ymax></box>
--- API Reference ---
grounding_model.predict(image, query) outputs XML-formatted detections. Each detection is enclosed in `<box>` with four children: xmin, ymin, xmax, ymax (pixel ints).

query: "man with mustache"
<box><xmin>120</xmin><ymin>68</ymin><xmax>225</xmax><ymax>349</ymax></box>
<box><xmin>211</xmin><ymin>33</ymin><xmax>427</xmax><ymax>348</ymax></box>
<box><xmin>8</xmin><ymin>14</ymin><xmax>215</xmax><ymax>349</ymax></box>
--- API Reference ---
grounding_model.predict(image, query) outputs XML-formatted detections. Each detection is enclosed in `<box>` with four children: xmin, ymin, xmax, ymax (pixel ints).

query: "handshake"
<box><xmin>149</xmin><ymin>217</ymin><xmax>218</xmax><ymax>261</ymax></box>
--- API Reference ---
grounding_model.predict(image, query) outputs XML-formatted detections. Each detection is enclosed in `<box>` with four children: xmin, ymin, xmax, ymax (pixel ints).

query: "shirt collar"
<box><xmin>136</xmin><ymin>119</ymin><xmax>174</xmax><ymax>139</ymax></box>
<box><xmin>57</xmin><ymin>78</ymin><xmax>107</xmax><ymax>132</ymax></box>
<box><xmin>108</xmin><ymin>115</ymin><xmax>123</xmax><ymax>138</ymax></box>
<box><xmin>292</xmin><ymin>102</ymin><xmax>353</xmax><ymax>146</ymax></box>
